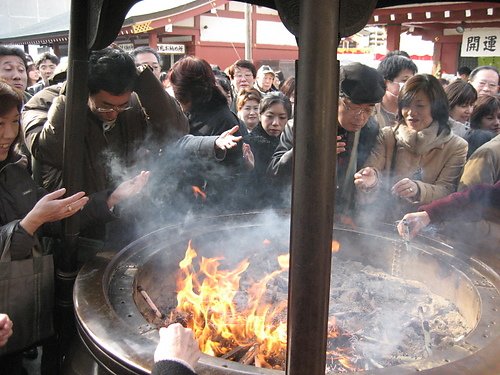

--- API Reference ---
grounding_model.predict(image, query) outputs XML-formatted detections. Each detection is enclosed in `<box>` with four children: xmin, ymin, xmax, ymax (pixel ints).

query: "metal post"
<box><xmin>53</xmin><ymin>0</ymin><xmax>89</xmax><ymax>368</ymax></box>
<box><xmin>244</xmin><ymin>3</ymin><xmax>253</xmax><ymax>60</ymax></box>
<box><xmin>286</xmin><ymin>0</ymin><xmax>339</xmax><ymax>374</ymax></box>
<box><xmin>61</xmin><ymin>0</ymin><xmax>88</xmax><ymax>271</ymax></box>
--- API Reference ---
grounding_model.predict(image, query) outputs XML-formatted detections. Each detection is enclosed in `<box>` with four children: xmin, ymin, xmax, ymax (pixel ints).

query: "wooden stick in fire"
<box><xmin>221</xmin><ymin>344</ymin><xmax>251</xmax><ymax>360</ymax></box>
<box><xmin>240</xmin><ymin>343</ymin><xmax>259</xmax><ymax>365</ymax></box>
<box><xmin>137</xmin><ymin>286</ymin><xmax>164</xmax><ymax>319</ymax></box>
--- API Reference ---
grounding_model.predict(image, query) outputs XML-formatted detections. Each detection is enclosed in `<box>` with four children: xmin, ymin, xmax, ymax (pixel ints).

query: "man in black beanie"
<box><xmin>268</xmin><ymin>62</ymin><xmax>386</xmax><ymax>214</ymax></box>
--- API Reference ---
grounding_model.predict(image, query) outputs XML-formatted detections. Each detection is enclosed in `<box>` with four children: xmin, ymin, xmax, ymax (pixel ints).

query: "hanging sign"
<box><xmin>117</xmin><ymin>43</ymin><xmax>134</xmax><ymax>52</ymax></box>
<box><xmin>157</xmin><ymin>44</ymin><xmax>185</xmax><ymax>54</ymax></box>
<box><xmin>461</xmin><ymin>28</ymin><xmax>500</xmax><ymax>57</ymax></box>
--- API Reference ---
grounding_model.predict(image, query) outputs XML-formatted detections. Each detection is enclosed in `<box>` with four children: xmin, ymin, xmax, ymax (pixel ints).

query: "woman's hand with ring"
<box><xmin>391</xmin><ymin>178</ymin><xmax>418</xmax><ymax>200</ymax></box>
<box><xmin>20</xmin><ymin>188</ymin><xmax>89</xmax><ymax>235</ymax></box>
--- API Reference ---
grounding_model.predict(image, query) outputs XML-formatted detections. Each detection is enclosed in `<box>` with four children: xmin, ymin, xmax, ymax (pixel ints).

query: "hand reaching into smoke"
<box><xmin>398</xmin><ymin>211</ymin><xmax>431</xmax><ymax>239</ymax></box>
<box><xmin>242</xmin><ymin>143</ymin><xmax>255</xmax><ymax>170</ymax></box>
<box><xmin>354</xmin><ymin>167</ymin><xmax>378</xmax><ymax>191</ymax></box>
<box><xmin>20</xmin><ymin>188</ymin><xmax>89</xmax><ymax>235</ymax></box>
<box><xmin>215</xmin><ymin>125</ymin><xmax>243</xmax><ymax>151</ymax></box>
<box><xmin>154</xmin><ymin>323</ymin><xmax>200</xmax><ymax>370</ymax></box>
<box><xmin>107</xmin><ymin>171</ymin><xmax>150</xmax><ymax>209</ymax></box>
<box><xmin>392</xmin><ymin>178</ymin><xmax>419</xmax><ymax>202</ymax></box>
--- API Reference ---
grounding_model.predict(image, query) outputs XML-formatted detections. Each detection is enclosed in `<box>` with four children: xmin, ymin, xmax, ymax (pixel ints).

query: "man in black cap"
<box><xmin>268</xmin><ymin>62</ymin><xmax>386</xmax><ymax>214</ymax></box>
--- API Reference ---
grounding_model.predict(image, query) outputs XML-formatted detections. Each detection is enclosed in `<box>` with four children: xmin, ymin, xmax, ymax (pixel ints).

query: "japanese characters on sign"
<box><xmin>116</xmin><ymin>43</ymin><xmax>134</xmax><ymax>52</ymax></box>
<box><xmin>157</xmin><ymin>44</ymin><xmax>186</xmax><ymax>54</ymax></box>
<box><xmin>461</xmin><ymin>28</ymin><xmax>500</xmax><ymax>57</ymax></box>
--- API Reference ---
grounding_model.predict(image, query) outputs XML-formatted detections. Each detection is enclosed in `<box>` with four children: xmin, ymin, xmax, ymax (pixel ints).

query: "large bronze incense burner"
<box><xmin>68</xmin><ymin>213</ymin><xmax>499</xmax><ymax>375</ymax></box>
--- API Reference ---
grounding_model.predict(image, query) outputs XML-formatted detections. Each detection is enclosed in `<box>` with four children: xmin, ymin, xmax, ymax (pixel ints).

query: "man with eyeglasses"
<box><xmin>227</xmin><ymin>60</ymin><xmax>257</xmax><ymax>112</ymax></box>
<box><xmin>469</xmin><ymin>66</ymin><xmax>499</xmax><ymax>97</ymax></box>
<box><xmin>22</xmin><ymin>47</ymin><xmax>188</xmax><ymax>201</ymax></box>
<box><xmin>376</xmin><ymin>54</ymin><xmax>418</xmax><ymax>128</ymax></box>
<box><xmin>268</xmin><ymin>62</ymin><xmax>385</xmax><ymax>214</ymax></box>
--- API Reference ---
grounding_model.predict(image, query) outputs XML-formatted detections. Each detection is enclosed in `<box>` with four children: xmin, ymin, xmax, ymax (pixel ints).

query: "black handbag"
<box><xmin>0</xmin><ymin>223</ymin><xmax>55</xmax><ymax>355</ymax></box>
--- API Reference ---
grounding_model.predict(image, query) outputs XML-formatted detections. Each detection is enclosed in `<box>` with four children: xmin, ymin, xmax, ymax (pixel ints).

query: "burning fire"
<box><xmin>332</xmin><ymin>240</ymin><xmax>341</xmax><ymax>253</ymax></box>
<box><xmin>171</xmin><ymin>239</ymin><xmax>358</xmax><ymax>370</ymax></box>
<box><xmin>191</xmin><ymin>186</ymin><xmax>207</xmax><ymax>200</ymax></box>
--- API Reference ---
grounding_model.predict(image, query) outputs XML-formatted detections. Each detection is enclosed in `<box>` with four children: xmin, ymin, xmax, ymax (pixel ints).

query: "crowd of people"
<box><xmin>0</xmin><ymin>43</ymin><xmax>499</xmax><ymax>374</ymax></box>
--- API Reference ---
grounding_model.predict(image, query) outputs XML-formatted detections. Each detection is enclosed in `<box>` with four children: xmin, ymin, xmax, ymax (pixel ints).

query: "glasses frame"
<box><xmin>341</xmin><ymin>97</ymin><xmax>377</xmax><ymax>117</ymax></box>
<box><xmin>94</xmin><ymin>105</ymin><xmax>132</xmax><ymax>114</ymax></box>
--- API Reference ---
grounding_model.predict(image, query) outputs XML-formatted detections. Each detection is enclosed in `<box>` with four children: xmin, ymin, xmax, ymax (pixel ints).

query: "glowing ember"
<box><xmin>191</xmin><ymin>186</ymin><xmax>207</xmax><ymax>200</ymax></box>
<box><xmin>171</xmin><ymin>240</ymin><xmax>358</xmax><ymax>370</ymax></box>
<box><xmin>332</xmin><ymin>240</ymin><xmax>341</xmax><ymax>253</ymax></box>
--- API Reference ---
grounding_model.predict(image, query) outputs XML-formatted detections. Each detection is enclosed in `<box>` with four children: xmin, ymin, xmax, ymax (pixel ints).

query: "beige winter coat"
<box><xmin>364</xmin><ymin>121</ymin><xmax>468</xmax><ymax>205</ymax></box>
<box><xmin>451</xmin><ymin>134</ymin><xmax>500</xmax><ymax>248</ymax></box>
<box><xmin>459</xmin><ymin>134</ymin><xmax>500</xmax><ymax>190</ymax></box>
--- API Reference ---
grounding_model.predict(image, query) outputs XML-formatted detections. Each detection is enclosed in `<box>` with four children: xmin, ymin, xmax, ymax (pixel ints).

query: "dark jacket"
<box><xmin>464</xmin><ymin>128</ymin><xmax>495</xmax><ymax>159</ymax></box>
<box><xmin>177</xmin><ymin>90</ymin><xmax>248</xmax><ymax>210</ymax></box>
<box><xmin>243</xmin><ymin>123</ymin><xmax>280</xmax><ymax>208</ymax></box>
<box><xmin>22</xmin><ymin>67</ymin><xmax>189</xmax><ymax>194</ymax></box>
<box><xmin>267</xmin><ymin>117</ymin><xmax>379</xmax><ymax>212</ymax></box>
<box><xmin>27</xmin><ymin>81</ymin><xmax>46</xmax><ymax>96</ymax></box>
<box><xmin>152</xmin><ymin>360</ymin><xmax>196</xmax><ymax>375</ymax></box>
<box><xmin>0</xmin><ymin>153</ymin><xmax>115</xmax><ymax>260</ymax></box>
<box><xmin>268</xmin><ymin>117</ymin><xmax>378</xmax><ymax>180</ymax></box>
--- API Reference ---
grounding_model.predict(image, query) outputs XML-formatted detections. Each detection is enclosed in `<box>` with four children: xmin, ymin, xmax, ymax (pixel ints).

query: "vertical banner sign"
<box><xmin>461</xmin><ymin>28</ymin><xmax>500</xmax><ymax>57</ymax></box>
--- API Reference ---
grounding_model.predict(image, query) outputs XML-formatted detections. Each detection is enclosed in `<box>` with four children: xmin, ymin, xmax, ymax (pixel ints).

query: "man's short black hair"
<box><xmin>0</xmin><ymin>46</ymin><xmax>28</xmax><ymax>69</ymax></box>
<box><xmin>35</xmin><ymin>52</ymin><xmax>59</xmax><ymax>68</ymax></box>
<box><xmin>377</xmin><ymin>55</ymin><xmax>418</xmax><ymax>82</ymax></box>
<box><xmin>384</xmin><ymin>50</ymin><xmax>410</xmax><ymax>59</ymax></box>
<box><xmin>457</xmin><ymin>66</ymin><xmax>471</xmax><ymax>76</ymax></box>
<box><xmin>88</xmin><ymin>48</ymin><xmax>137</xmax><ymax>95</ymax></box>
<box><xmin>130</xmin><ymin>46</ymin><xmax>161</xmax><ymax>65</ymax></box>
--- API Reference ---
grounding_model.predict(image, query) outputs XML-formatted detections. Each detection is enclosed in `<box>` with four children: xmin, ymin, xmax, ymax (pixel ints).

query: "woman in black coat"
<box><xmin>243</xmin><ymin>92</ymin><xmax>292</xmax><ymax>208</ymax></box>
<box><xmin>169</xmin><ymin>57</ymin><xmax>249</xmax><ymax>211</ymax></box>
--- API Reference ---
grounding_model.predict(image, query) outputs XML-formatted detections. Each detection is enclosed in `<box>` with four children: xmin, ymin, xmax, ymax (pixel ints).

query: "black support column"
<box><xmin>55</xmin><ymin>0</ymin><xmax>89</xmax><ymax>368</ymax></box>
<box><xmin>286</xmin><ymin>0</ymin><xmax>339</xmax><ymax>373</ymax></box>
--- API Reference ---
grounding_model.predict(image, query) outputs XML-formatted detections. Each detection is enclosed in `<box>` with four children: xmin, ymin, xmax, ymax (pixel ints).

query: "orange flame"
<box><xmin>191</xmin><ymin>186</ymin><xmax>207</xmax><ymax>200</ymax></box>
<box><xmin>173</xmin><ymin>241</ymin><xmax>358</xmax><ymax>370</ymax></box>
<box><xmin>175</xmin><ymin>242</ymin><xmax>288</xmax><ymax>366</ymax></box>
